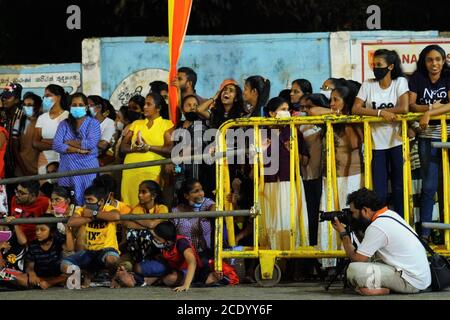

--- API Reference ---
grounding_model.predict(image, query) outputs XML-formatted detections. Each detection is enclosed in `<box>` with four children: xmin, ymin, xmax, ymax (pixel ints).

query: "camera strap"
<box><xmin>376</xmin><ymin>215</ymin><xmax>435</xmax><ymax>255</ymax></box>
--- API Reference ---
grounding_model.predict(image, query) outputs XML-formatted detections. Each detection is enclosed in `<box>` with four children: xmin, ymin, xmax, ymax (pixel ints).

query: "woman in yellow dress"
<box><xmin>120</xmin><ymin>93</ymin><xmax>174</xmax><ymax>207</ymax></box>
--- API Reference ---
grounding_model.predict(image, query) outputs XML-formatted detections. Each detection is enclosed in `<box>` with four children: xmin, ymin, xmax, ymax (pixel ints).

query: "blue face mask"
<box><xmin>23</xmin><ymin>106</ymin><xmax>34</xmax><ymax>117</ymax></box>
<box><xmin>70</xmin><ymin>106</ymin><xmax>87</xmax><ymax>119</ymax></box>
<box><xmin>89</xmin><ymin>106</ymin><xmax>97</xmax><ymax>117</ymax></box>
<box><xmin>191</xmin><ymin>198</ymin><xmax>205</xmax><ymax>210</ymax></box>
<box><xmin>42</xmin><ymin>97</ymin><xmax>54</xmax><ymax>112</ymax></box>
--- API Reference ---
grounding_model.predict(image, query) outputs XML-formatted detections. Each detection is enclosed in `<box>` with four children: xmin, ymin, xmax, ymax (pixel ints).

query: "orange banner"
<box><xmin>168</xmin><ymin>0</ymin><xmax>193</xmax><ymax>123</ymax></box>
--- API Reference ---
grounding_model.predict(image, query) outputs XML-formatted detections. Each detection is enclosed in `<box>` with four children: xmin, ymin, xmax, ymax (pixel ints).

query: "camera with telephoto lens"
<box><xmin>319</xmin><ymin>208</ymin><xmax>352</xmax><ymax>224</ymax></box>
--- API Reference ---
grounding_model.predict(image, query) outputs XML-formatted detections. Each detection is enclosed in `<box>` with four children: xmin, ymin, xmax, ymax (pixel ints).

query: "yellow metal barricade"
<box><xmin>214</xmin><ymin>113</ymin><xmax>450</xmax><ymax>285</ymax></box>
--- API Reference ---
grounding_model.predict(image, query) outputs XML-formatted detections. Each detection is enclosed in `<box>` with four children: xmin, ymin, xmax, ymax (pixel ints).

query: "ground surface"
<box><xmin>0</xmin><ymin>281</ymin><xmax>448</xmax><ymax>300</ymax></box>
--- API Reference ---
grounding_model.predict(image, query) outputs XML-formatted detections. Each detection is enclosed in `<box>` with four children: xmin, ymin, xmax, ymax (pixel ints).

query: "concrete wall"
<box><xmin>83</xmin><ymin>33</ymin><xmax>332</xmax><ymax>107</ymax></box>
<box><xmin>84</xmin><ymin>31</ymin><xmax>444</xmax><ymax>108</ymax></box>
<box><xmin>330</xmin><ymin>30</ymin><xmax>441</xmax><ymax>82</ymax></box>
<box><xmin>0</xmin><ymin>31</ymin><xmax>445</xmax><ymax>107</ymax></box>
<box><xmin>0</xmin><ymin>63</ymin><xmax>81</xmax><ymax>98</ymax></box>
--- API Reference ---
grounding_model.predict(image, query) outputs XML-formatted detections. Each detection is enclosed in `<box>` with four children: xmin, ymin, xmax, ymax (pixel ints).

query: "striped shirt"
<box><xmin>53</xmin><ymin>116</ymin><xmax>101</xmax><ymax>205</ymax></box>
<box><xmin>25</xmin><ymin>232</ymin><xmax>65</xmax><ymax>277</ymax></box>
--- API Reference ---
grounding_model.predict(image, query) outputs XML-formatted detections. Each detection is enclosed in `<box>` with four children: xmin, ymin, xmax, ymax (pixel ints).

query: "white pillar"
<box><xmin>329</xmin><ymin>31</ymin><xmax>353</xmax><ymax>79</ymax></box>
<box><xmin>82</xmin><ymin>38</ymin><xmax>102</xmax><ymax>96</ymax></box>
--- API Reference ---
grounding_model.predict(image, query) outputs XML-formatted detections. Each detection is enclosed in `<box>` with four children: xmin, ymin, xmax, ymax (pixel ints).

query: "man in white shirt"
<box><xmin>332</xmin><ymin>188</ymin><xmax>431</xmax><ymax>295</ymax></box>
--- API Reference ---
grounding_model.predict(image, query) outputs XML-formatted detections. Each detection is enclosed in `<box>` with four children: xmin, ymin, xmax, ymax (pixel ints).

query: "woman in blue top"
<box><xmin>53</xmin><ymin>93</ymin><xmax>101</xmax><ymax>205</ymax></box>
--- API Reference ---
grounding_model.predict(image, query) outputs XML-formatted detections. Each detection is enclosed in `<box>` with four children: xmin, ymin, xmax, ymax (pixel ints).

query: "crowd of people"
<box><xmin>0</xmin><ymin>44</ymin><xmax>449</xmax><ymax>291</ymax></box>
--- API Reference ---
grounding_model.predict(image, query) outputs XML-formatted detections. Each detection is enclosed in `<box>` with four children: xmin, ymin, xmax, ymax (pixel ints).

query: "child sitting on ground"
<box><xmin>113</xmin><ymin>221</ymin><xmax>239</xmax><ymax>290</ymax></box>
<box><xmin>61</xmin><ymin>185</ymin><xmax>121</xmax><ymax>288</ymax></box>
<box><xmin>1</xmin><ymin>214</ymin><xmax>74</xmax><ymax>289</ymax></box>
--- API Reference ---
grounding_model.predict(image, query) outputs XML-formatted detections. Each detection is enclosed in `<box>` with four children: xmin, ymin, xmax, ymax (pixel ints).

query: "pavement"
<box><xmin>1</xmin><ymin>281</ymin><xmax>449</xmax><ymax>300</ymax></box>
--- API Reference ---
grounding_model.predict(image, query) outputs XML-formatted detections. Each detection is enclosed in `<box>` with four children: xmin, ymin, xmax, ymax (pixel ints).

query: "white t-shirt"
<box><xmin>35</xmin><ymin>111</ymin><xmax>70</xmax><ymax>170</ymax></box>
<box><xmin>357</xmin><ymin>78</ymin><xmax>409</xmax><ymax>150</ymax></box>
<box><xmin>357</xmin><ymin>210</ymin><xmax>431</xmax><ymax>290</ymax></box>
<box><xmin>100</xmin><ymin>117</ymin><xmax>115</xmax><ymax>144</ymax></box>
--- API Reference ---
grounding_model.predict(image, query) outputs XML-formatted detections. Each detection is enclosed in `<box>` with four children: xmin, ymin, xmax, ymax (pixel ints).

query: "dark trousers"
<box><xmin>418</xmin><ymin>138</ymin><xmax>444</xmax><ymax>237</ymax></box>
<box><xmin>371</xmin><ymin>145</ymin><xmax>404</xmax><ymax>217</ymax></box>
<box><xmin>303</xmin><ymin>178</ymin><xmax>322</xmax><ymax>246</ymax></box>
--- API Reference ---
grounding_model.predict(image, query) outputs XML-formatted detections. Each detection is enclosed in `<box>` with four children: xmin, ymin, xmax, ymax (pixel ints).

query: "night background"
<box><xmin>0</xmin><ymin>0</ymin><xmax>449</xmax><ymax>65</ymax></box>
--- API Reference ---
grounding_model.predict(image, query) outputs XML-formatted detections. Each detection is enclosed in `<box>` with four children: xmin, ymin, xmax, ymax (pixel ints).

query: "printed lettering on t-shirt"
<box><xmin>371</xmin><ymin>102</ymin><xmax>395</xmax><ymax>110</ymax></box>
<box><xmin>87</xmin><ymin>231</ymin><xmax>101</xmax><ymax>242</ymax></box>
<box><xmin>88</xmin><ymin>221</ymin><xmax>108</xmax><ymax>229</ymax></box>
<box><xmin>419</xmin><ymin>87</ymin><xmax>447</xmax><ymax>105</ymax></box>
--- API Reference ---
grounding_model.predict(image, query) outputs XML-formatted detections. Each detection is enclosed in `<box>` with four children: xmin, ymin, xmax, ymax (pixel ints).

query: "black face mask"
<box><xmin>184</xmin><ymin>112</ymin><xmax>199</xmax><ymax>122</ymax></box>
<box><xmin>85</xmin><ymin>203</ymin><xmax>100</xmax><ymax>212</ymax></box>
<box><xmin>373</xmin><ymin>67</ymin><xmax>390</xmax><ymax>81</ymax></box>
<box><xmin>127</xmin><ymin>110</ymin><xmax>143</xmax><ymax>122</ymax></box>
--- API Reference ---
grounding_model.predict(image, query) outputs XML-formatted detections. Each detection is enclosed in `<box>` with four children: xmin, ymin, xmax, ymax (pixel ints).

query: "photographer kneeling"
<box><xmin>332</xmin><ymin>188</ymin><xmax>431</xmax><ymax>295</ymax></box>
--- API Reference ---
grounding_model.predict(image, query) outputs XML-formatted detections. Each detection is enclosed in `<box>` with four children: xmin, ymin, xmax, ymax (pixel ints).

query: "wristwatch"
<box><xmin>92</xmin><ymin>210</ymin><xmax>98</xmax><ymax>219</ymax></box>
<box><xmin>339</xmin><ymin>231</ymin><xmax>349</xmax><ymax>240</ymax></box>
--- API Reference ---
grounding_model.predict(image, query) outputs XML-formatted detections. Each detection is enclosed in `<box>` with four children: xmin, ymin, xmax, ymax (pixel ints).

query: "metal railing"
<box><xmin>214</xmin><ymin>113</ymin><xmax>450</xmax><ymax>282</ymax></box>
<box><xmin>0</xmin><ymin>210</ymin><xmax>253</xmax><ymax>225</ymax></box>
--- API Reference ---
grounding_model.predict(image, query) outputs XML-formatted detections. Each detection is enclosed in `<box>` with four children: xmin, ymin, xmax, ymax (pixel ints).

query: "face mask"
<box><xmin>85</xmin><ymin>202</ymin><xmax>100</xmax><ymax>212</ymax></box>
<box><xmin>320</xmin><ymin>90</ymin><xmax>332</xmax><ymax>100</ymax></box>
<box><xmin>373</xmin><ymin>67</ymin><xmax>390</xmax><ymax>81</ymax></box>
<box><xmin>89</xmin><ymin>107</ymin><xmax>97</xmax><ymax>117</ymax></box>
<box><xmin>152</xmin><ymin>239</ymin><xmax>166</xmax><ymax>249</ymax></box>
<box><xmin>70</xmin><ymin>106</ymin><xmax>87</xmax><ymax>119</ymax></box>
<box><xmin>128</xmin><ymin>110</ymin><xmax>142</xmax><ymax>122</ymax></box>
<box><xmin>275</xmin><ymin>110</ymin><xmax>291</xmax><ymax>119</ymax></box>
<box><xmin>23</xmin><ymin>106</ymin><xmax>34</xmax><ymax>117</ymax></box>
<box><xmin>191</xmin><ymin>197</ymin><xmax>205</xmax><ymax>210</ymax></box>
<box><xmin>299</xmin><ymin>111</ymin><xmax>308</xmax><ymax>116</ymax></box>
<box><xmin>184</xmin><ymin>112</ymin><xmax>199</xmax><ymax>122</ymax></box>
<box><xmin>115</xmin><ymin>121</ymin><xmax>124</xmax><ymax>131</ymax></box>
<box><xmin>53</xmin><ymin>202</ymin><xmax>69</xmax><ymax>215</ymax></box>
<box><xmin>42</xmin><ymin>97</ymin><xmax>55</xmax><ymax>112</ymax></box>
<box><xmin>0</xmin><ymin>230</ymin><xmax>12</xmax><ymax>242</ymax></box>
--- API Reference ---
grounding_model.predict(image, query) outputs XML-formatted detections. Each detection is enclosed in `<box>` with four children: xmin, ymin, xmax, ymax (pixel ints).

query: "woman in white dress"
<box><xmin>33</xmin><ymin>84</ymin><xmax>69</xmax><ymax>174</ymax></box>
<box><xmin>260</xmin><ymin>97</ymin><xmax>310</xmax><ymax>250</ymax></box>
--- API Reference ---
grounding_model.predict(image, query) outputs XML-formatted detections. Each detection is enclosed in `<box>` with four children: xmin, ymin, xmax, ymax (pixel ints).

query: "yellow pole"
<box><xmin>254</xmin><ymin>125</ymin><xmax>262</xmax><ymax>253</ymax></box>
<box><xmin>214</xmin><ymin>127</ymin><xmax>225</xmax><ymax>272</ymax></box>
<box><xmin>441</xmin><ymin>117</ymin><xmax>450</xmax><ymax>250</ymax></box>
<box><xmin>401</xmin><ymin>120</ymin><xmax>410</xmax><ymax>225</ymax></box>
<box><xmin>289</xmin><ymin>125</ymin><xmax>296</xmax><ymax>250</ymax></box>
<box><xmin>325</xmin><ymin>121</ymin><xmax>334</xmax><ymax>251</ymax></box>
<box><xmin>223</xmin><ymin>158</ymin><xmax>236</xmax><ymax>246</ymax></box>
<box><xmin>293</xmin><ymin>126</ymin><xmax>306</xmax><ymax>247</ymax></box>
<box><xmin>363</xmin><ymin>121</ymin><xmax>373</xmax><ymax>189</ymax></box>
<box><xmin>330</xmin><ymin>125</ymin><xmax>340</xmax><ymax>211</ymax></box>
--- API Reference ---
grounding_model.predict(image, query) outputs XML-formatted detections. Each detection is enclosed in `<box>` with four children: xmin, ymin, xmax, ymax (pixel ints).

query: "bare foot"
<box><xmin>110</xmin><ymin>278</ymin><xmax>121</xmax><ymax>289</ymax></box>
<box><xmin>39</xmin><ymin>280</ymin><xmax>50</xmax><ymax>290</ymax></box>
<box><xmin>81</xmin><ymin>273</ymin><xmax>91</xmax><ymax>289</ymax></box>
<box><xmin>355</xmin><ymin>287</ymin><xmax>390</xmax><ymax>296</ymax></box>
<box><xmin>144</xmin><ymin>277</ymin><xmax>159</xmax><ymax>286</ymax></box>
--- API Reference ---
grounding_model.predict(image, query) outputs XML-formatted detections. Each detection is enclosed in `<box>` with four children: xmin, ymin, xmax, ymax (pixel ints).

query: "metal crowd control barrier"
<box><xmin>215</xmin><ymin>113</ymin><xmax>450</xmax><ymax>286</ymax></box>
<box><xmin>0</xmin><ymin>149</ymin><xmax>247</xmax><ymax>185</ymax></box>
<box><xmin>0</xmin><ymin>210</ymin><xmax>253</xmax><ymax>225</ymax></box>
